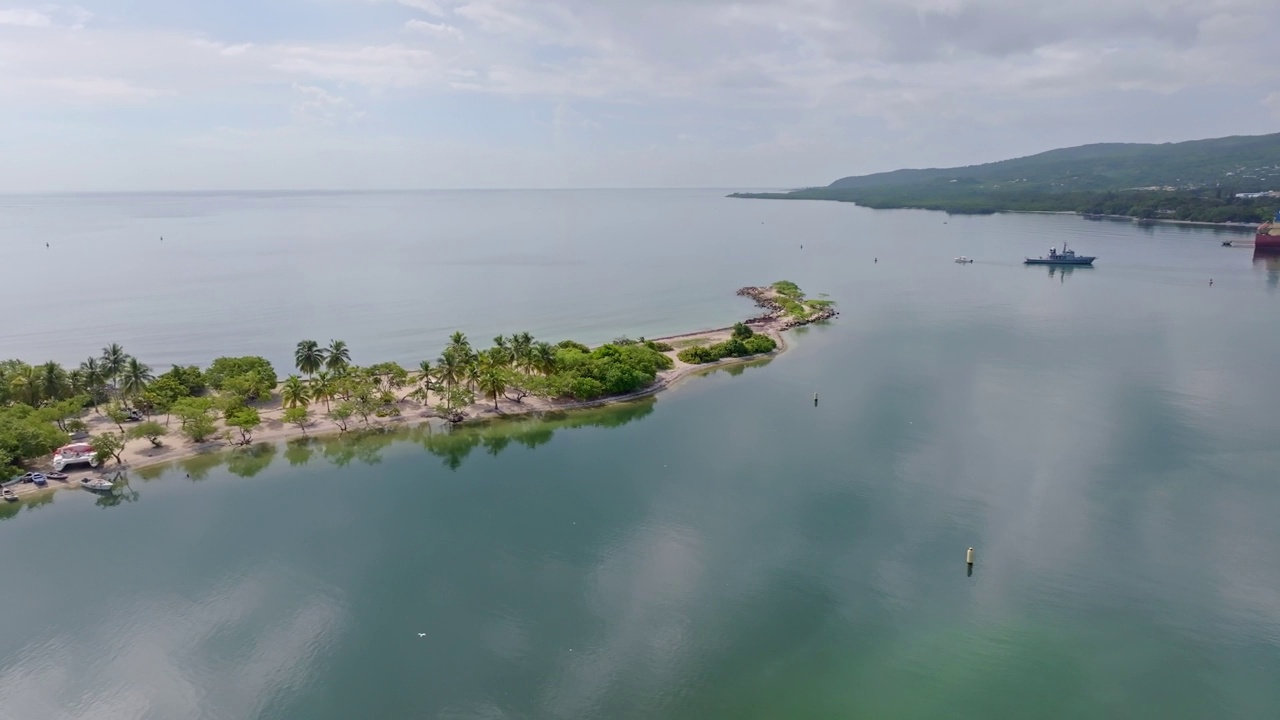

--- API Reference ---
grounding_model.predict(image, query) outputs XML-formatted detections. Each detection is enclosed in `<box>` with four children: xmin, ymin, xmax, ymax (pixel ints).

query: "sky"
<box><xmin>1</xmin><ymin>0</ymin><xmax>1278</xmax><ymax>191</ymax></box>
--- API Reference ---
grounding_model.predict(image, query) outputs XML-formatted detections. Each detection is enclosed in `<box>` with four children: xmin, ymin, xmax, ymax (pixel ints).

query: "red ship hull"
<box><xmin>1258</xmin><ymin>232</ymin><xmax>1280</xmax><ymax>249</ymax></box>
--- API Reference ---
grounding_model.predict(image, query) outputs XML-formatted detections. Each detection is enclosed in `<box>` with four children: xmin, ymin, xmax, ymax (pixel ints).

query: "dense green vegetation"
<box><xmin>735</xmin><ymin>185</ymin><xmax>1279</xmax><ymax>223</ymax></box>
<box><xmin>677</xmin><ymin>323</ymin><xmax>778</xmax><ymax>364</ymax></box>
<box><xmin>731</xmin><ymin>132</ymin><xmax>1280</xmax><ymax>222</ymax></box>
<box><xmin>0</xmin><ymin>329</ymin><xmax>685</xmax><ymax>477</ymax></box>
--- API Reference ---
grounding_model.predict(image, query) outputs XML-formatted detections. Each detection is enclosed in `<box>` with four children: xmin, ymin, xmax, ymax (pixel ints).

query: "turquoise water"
<box><xmin>2</xmin><ymin>192</ymin><xmax>1279</xmax><ymax>719</ymax></box>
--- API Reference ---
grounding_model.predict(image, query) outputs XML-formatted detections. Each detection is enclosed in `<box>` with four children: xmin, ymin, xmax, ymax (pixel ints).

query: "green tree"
<box><xmin>295</xmin><ymin>339</ymin><xmax>326</xmax><ymax>378</ymax></box>
<box><xmin>435</xmin><ymin>348</ymin><xmax>467</xmax><ymax>408</ymax></box>
<box><xmin>221</xmin><ymin>372</ymin><xmax>274</xmax><ymax>404</ymax></box>
<box><xmin>328</xmin><ymin>402</ymin><xmax>354</xmax><ymax>432</ymax></box>
<box><xmin>171</xmin><ymin>396</ymin><xmax>214</xmax><ymax>429</ymax></box>
<box><xmin>205</xmin><ymin>356</ymin><xmax>277</xmax><ymax>396</ymax></box>
<box><xmin>0</xmin><ymin>403</ymin><xmax>69</xmax><ymax>472</ymax></box>
<box><xmin>414</xmin><ymin>360</ymin><xmax>435</xmax><ymax>401</ymax></box>
<box><xmin>157</xmin><ymin>364</ymin><xmax>205</xmax><ymax>395</ymax></box>
<box><xmin>182</xmin><ymin>413</ymin><xmax>218</xmax><ymax>443</ymax></box>
<box><xmin>325</xmin><ymin>339</ymin><xmax>351</xmax><ymax>372</ymax></box>
<box><xmin>39</xmin><ymin>396</ymin><xmax>87</xmax><ymax>433</ymax></box>
<box><xmin>127</xmin><ymin>420</ymin><xmax>168</xmax><ymax>448</ymax></box>
<box><xmin>509</xmin><ymin>332</ymin><xmax>535</xmax><ymax>373</ymax></box>
<box><xmin>475</xmin><ymin>353</ymin><xmax>507</xmax><ymax>410</ymax></box>
<box><xmin>104</xmin><ymin>402</ymin><xmax>129</xmax><ymax>433</ymax></box>
<box><xmin>226</xmin><ymin>407</ymin><xmax>261</xmax><ymax>445</ymax></box>
<box><xmin>78</xmin><ymin>357</ymin><xmax>107</xmax><ymax>410</ymax></box>
<box><xmin>311</xmin><ymin>370</ymin><xmax>335</xmax><ymax>412</ymax></box>
<box><xmin>100</xmin><ymin>343</ymin><xmax>129</xmax><ymax>397</ymax></box>
<box><xmin>120</xmin><ymin>357</ymin><xmax>154</xmax><ymax>400</ymax></box>
<box><xmin>144</xmin><ymin>376</ymin><xmax>189</xmax><ymax>424</ymax></box>
<box><xmin>435</xmin><ymin>386</ymin><xmax>474</xmax><ymax>422</ymax></box>
<box><xmin>8</xmin><ymin>363</ymin><xmax>40</xmax><ymax>405</ymax></box>
<box><xmin>531</xmin><ymin>342</ymin><xmax>557</xmax><ymax>375</ymax></box>
<box><xmin>38</xmin><ymin>361</ymin><xmax>68</xmax><ymax>402</ymax></box>
<box><xmin>282</xmin><ymin>406</ymin><xmax>311</xmax><ymax>435</ymax></box>
<box><xmin>92</xmin><ymin>431</ymin><xmax>126</xmax><ymax>465</ymax></box>
<box><xmin>281</xmin><ymin>375</ymin><xmax>311</xmax><ymax>409</ymax></box>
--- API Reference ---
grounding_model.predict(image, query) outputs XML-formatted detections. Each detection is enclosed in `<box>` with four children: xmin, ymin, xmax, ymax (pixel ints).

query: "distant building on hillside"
<box><xmin>1235</xmin><ymin>191</ymin><xmax>1280</xmax><ymax>198</ymax></box>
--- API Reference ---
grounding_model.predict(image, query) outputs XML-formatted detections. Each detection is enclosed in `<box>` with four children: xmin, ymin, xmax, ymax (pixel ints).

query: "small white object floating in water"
<box><xmin>954</xmin><ymin>256</ymin><xmax>974</xmax><ymax>264</ymax></box>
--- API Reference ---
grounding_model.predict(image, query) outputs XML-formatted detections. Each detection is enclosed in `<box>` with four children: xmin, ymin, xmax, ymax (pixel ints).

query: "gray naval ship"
<box><xmin>1025</xmin><ymin>243</ymin><xmax>1095</xmax><ymax>266</ymax></box>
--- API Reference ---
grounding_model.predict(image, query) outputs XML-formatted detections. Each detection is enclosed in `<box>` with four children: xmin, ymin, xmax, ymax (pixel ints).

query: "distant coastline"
<box><xmin>4</xmin><ymin>284</ymin><xmax>837</xmax><ymax>500</ymax></box>
<box><xmin>729</xmin><ymin>190</ymin><xmax>1272</xmax><ymax>230</ymax></box>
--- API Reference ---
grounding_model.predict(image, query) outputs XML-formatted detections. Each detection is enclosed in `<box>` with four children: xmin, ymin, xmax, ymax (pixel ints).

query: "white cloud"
<box><xmin>291</xmin><ymin>83</ymin><xmax>364</xmax><ymax>124</ymax></box>
<box><xmin>1265</xmin><ymin>92</ymin><xmax>1280</xmax><ymax>119</ymax></box>
<box><xmin>404</xmin><ymin>19</ymin><xmax>463</xmax><ymax>40</ymax></box>
<box><xmin>0</xmin><ymin>7</ymin><xmax>51</xmax><ymax>26</ymax></box>
<box><xmin>396</xmin><ymin>0</ymin><xmax>445</xmax><ymax>15</ymax></box>
<box><xmin>2</xmin><ymin>0</ymin><xmax>1280</xmax><ymax>189</ymax></box>
<box><xmin>272</xmin><ymin>44</ymin><xmax>439</xmax><ymax>87</ymax></box>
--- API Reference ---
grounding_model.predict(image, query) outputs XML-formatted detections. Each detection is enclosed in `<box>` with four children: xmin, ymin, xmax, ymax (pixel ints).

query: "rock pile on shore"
<box><xmin>736</xmin><ymin>286</ymin><xmax>839</xmax><ymax>329</ymax></box>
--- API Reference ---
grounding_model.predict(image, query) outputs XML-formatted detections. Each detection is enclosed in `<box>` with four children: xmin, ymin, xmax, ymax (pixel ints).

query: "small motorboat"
<box><xmin>2</xmin><ymin>488</ymin><xmax>17</xmax><ymax>502</ymax></box>
<box><xmin>45</xmin><ymin>472</ymin><xmax>68</xmax><ymax>481</ymax></box>
<box><xmin>954</xmin><ymin>256</ymin><xmax>974</xmax><ymax>264</ymax></box>
<box><xmin>80</xmin><ymin>477</ymin><xmax>114</xmax><ymax>492</ymax></box>
<box><xmin>1221</xmin><ymin>240</ymin><xmax>1233</xmax><ymax>247</ymax></box>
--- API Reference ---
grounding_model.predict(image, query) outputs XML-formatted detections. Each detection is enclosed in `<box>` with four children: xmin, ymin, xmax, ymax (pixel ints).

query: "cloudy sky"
<box><xmin>1</xmin><ymin>0</ymin><xmax>1278</xmax><ymax>191</ymax></box>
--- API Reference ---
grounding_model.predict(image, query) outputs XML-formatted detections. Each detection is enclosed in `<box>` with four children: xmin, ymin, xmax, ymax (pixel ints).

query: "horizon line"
<box><xmin>0</xmin><ymin>186</ymin><xmax>802</xmax><ymax>196</ymax></box>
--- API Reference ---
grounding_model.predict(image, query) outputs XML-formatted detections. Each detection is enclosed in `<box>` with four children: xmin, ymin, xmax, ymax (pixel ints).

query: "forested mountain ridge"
<box><xmin>730</xmin><ymin>132</ymin><xmax>1280</xmax><ymax>223</ymax></box>
<box><xmin>825</xmin><ymin>133</ymin><xmax>1280</xmax><ymax>192</ymax></box>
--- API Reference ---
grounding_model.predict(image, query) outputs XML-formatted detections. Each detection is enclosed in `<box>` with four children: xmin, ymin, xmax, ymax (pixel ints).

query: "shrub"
<box><xmin>731</xmin><ymin>322</ymin><xmax>754</xmax><ymax>340</ymax></box>
<box><xmin>644</xmin><ymin>340</ymin><xmax>674</xmax><ymax>352</ymax></box>
<box><xmin>159</xmin><ymin>364</ymin><xmax>206</xmax><ymax>395</ymax></box>
<box><xmin>677</xmin><ymin>334</ymin><xmax>777</xmax><ymax>364</ymax></box>
<box><xmin>556</xmin><ymin>340</ymin><xmax>591</xmax><ymax>353</ymax></box>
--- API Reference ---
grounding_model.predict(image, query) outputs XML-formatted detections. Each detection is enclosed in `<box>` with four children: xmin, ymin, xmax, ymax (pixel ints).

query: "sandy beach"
<box><xmin>7</xmin><ymin>290</ymin><xmax>827</xmax><ymax>501</ymax></box>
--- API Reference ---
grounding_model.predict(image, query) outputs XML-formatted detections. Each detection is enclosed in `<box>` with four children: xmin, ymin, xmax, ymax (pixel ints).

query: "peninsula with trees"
<box><xmin>0</xmin><ymin>282</ymin><xmax>836</xmax><ymax>497</ymax></box>
<box><xmin>731</xmin><ymin>132</ymin><xmax>1280</xmax><ymax>224</ymax></box>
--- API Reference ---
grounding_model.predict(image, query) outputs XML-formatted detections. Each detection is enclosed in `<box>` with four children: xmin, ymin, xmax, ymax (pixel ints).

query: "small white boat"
<box><xmin>80</xmin><ymin>477</ymin><xmax>114</xmax><ymax>492</ymax></box>
<box><xmin>954</xmin><ymin>256</ymin><xmax>974</xmax><ymax>264</ymax></box>
<box><xmin>1</xmin><ymin>488</ymin><xmax>17</xmax><ymax>502</ymax></box>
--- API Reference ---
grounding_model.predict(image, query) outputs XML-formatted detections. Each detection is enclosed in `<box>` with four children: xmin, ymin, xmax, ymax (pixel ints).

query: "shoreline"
<box><xmin>731</xmin><ymin>193</ymin><xmax>1266</xmax><ymax>232</ymax></box>
<box><xmin>6</xmin><ymin>291</ymin><xmax>822</xmax><ymax>501</ymax></box>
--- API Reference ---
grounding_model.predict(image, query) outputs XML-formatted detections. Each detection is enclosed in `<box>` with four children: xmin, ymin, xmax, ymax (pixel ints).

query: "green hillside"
<box><xmin>730</xmin><ymin>132</ymin><xmax>1280</xmax><ymax>223</ymax></box>
<box><xmin>827</xmin><ymin>133</ymin><xmax>1280</xmax><ymax>192</ymax></box>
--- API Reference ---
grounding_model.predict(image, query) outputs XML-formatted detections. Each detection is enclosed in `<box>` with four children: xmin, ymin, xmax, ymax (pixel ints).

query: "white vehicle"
<box><xmin>53</xmin><ymin>442</ymin><xmax>100</xmax><ymax>472</ymax></box>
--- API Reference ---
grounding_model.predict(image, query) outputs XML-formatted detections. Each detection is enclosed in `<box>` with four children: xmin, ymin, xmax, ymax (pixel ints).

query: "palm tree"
<box><xmin>311</xmin><ymin>370</ymin><xmax>335</xmax><ymax>412</ymax></box>
<box><xmin>79</xmin><ymin>357</ymin><xmax>106</xmax><ymax>410</ymax></box>
<box><xmin>531</xmin><ymin>342</ymin><xmax>557</xmax><ymax>376</ymax></box>
<box><xmin>282</xmin><ymin>375</ymin><xmax>311</xmax><ymax>409</ymax></box>
<box><xmin>475</xmin><ymin>352</ymin><xmax>506</xmax><ymax>411</ymax></box>
<box><xmin>414</xmin><ymin>360</ymin><xmax>434</xmax><ymax>402</ymax></box>
<box><xmin>435</xmin><ymin>348</ymin><xmax>467</xmax><ymax>410</ymax></box>
<box><xmin>120</xmin><ymin>357</ymin><xmax>154</xmax><ymax>400</ymax></box>
<box><xmin>67</xmin><ymin>368</ymin><xmax>86</xmax><ymax>397</ymax></box>
<box><xmin>447</xmin><ymin>332</ymin><xmax>472</xmax><ymax>360</ymax></box>
<box><xmin>9</xmin><ymin>365</ymin><xmax>40</xmax><ymax>405</ymax></box>
<box><xmin>100</xmin><ymin>343</ymin><xmax>129</xmax><ymax>396</ymax></box>
<box><xmin>295</xmin><ymin>340</ymin><xmax>326</xmax><ymax>378</ymax></box>
<box><xmin>325</xmin><ymin>339</ymin><xmax>351</xmax><ymax>372</ymax></box>
<box><xmin>38</xmin><ymin>361</ymin><xmax>68</xmax><ymax>402</ymax></box>
<box><xmin>510</xmin><ymin>332</ymin><xmax>534</xmax><ymax>373</ymax></box>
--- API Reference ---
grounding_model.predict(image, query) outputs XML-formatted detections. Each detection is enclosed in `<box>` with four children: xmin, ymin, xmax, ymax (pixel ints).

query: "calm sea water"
<box><xmin>2</xmin><ymin>191</ymin><xmax>1279</xmax><ymax>719</ymax></box>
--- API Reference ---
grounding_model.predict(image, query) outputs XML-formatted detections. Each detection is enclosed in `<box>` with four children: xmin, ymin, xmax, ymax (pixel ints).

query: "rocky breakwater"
<box><xmin>736</xmin><ymin>285</ymin><xmax>839</xmax><ymax>330</ymax></box>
